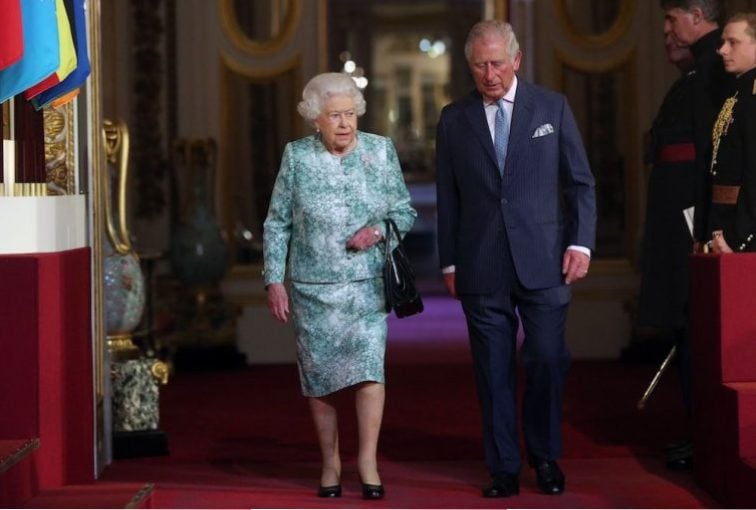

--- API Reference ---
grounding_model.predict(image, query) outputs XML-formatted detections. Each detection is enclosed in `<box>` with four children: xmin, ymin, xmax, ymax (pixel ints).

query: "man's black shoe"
<box><xmin>666</xmin><ymin>454</ymin><xmax>693</xmax><ymax>470</ymax></box>
<box><xmin>533</xmin><ymin>460</ymin><xmax>565</xmax><ymax>495</ymax></box>
<box><xmin>482</xmin><ymin>474</ymin><xmax>519</xmax><ymax>497</ymax></box>
<box><xmin>666</xmin><ymin>440</ymin><xmax>693</xmax><ymax>470</ymax></box>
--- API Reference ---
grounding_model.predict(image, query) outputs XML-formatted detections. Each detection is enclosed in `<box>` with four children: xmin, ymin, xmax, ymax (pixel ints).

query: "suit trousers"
<box><xmin>459</xmin><ymin>231</ymin><xmax>571</xmax><ymax>476</ymax></box>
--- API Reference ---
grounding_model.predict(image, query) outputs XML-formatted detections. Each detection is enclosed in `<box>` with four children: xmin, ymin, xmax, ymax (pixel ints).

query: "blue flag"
<box><xmin>25</xmin><ymin>0</ymin><xmax>77</xmax><ymax>99</ymax></box>
<box><xmin>32</xmin><ymin>0</ymin><xmax>90</xmax><ymax>108</ymax></box>
<box><xmin>0</xmin><ymin>0</ymin><xmax>59</xmax><ymax>104</ymax></box>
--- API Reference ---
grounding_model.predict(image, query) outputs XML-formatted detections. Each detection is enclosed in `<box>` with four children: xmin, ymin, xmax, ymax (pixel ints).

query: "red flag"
<box><xmin>0</xmin><ymin>0</ymin><xmax>24</xmax><ymax>71</ymax></box>
<box><xmin>0</xmin><ymin>0</ymin><xmax>59</xmax><ymax>104</ymax></box>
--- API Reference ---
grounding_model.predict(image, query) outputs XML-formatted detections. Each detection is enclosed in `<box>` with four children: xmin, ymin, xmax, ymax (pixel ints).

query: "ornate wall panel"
<box><xmin>556</xmin><ymin>48</ymin><xmax>638</xmax><ymax>259</ymax></box>
<box><xmin>218</xmin><ymin>53</ymin><xmax>302</xmax><ymax>269</ymax></box>
<box><xmin>219</xmin><ymin>0</ymin><xmax>301</xmax><ymax>56</ymax></box>
<box><xmin>43</xmin><ymin>104</ymin><xmax>77</xmax><ymax>195</ymax></box>
<box><xmin>555</xmin><ymin>0</ymin><xmax>634</xmax><ymax>48</ymax></box>
<box><xmin>542</xmin><ymin>0</ymin><xmax>639</xmax><ymax>262</ymax></box>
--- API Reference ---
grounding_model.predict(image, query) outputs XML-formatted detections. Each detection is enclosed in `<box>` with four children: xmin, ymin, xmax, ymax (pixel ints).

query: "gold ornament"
<box><xmin>710</xmin><ymin>92</ymin><xmax>738</xmax><ymax>175</ymax></box>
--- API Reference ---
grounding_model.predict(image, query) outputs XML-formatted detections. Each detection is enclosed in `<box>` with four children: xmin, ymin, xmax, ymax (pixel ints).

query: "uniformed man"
<box><xmin>638</xmin><ymin>33</ymin><xmax>695</xmax><ymax>340</ymax></box>
<box><xmin>660</xmin><ymin>0</ymin><xmax>732</xmax><ymax>241</ymax></box>
<box><xmin>637</xmin><ymin>34</ymin><xmax>696</xmax><ymax>469</ymax></box>
<box><xmin>706</xmin><ymin>13</ymin><xmax>756</xmax><ymax>253</ymax></box>
<box><xmin>653</xmin><ymin>0</ymin><xmax>731</xmax><ymax>470</ymax></box>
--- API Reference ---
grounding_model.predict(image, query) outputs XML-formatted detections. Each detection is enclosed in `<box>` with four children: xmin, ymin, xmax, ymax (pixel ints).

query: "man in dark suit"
<box><xmin>435</xmin><ymin>20</ymin><xmax>596</xmax><ymax>497</ymax></box>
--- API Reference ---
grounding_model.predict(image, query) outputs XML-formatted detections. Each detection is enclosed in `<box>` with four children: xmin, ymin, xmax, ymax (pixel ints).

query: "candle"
<box><xmin>2</xmin><ymin>140</ymin><xmax>14</xmax><ymax>197</ymax></box>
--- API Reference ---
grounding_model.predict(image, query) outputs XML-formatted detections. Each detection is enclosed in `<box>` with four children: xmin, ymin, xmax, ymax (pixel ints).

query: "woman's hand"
<box><xmin>266</xmin><ymin>283</ymin><xmax>290</xmax><ymax>323</ymax></box>
<box><xmin>346</xmin><ymin>225</ymin><xmax>383</xmax><ymax>251</ymax></box>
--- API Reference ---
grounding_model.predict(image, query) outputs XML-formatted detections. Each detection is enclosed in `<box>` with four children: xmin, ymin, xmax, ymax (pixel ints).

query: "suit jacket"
<box><xmin>263</xmin><ymin>131</ymin><xmax>416</xmax><ymax>284</ymax></box>
<box><xmin>436</xmin><ymin>79</ymin><xmax>596</xmax><ymax>293</ymax></box>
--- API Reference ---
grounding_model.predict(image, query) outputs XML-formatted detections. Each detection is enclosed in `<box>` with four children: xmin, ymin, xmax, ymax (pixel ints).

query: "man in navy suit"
<box><xmin>435</xmin><ymin>20</ymin><xmax>596</xmax><ymax>497</ymax></box>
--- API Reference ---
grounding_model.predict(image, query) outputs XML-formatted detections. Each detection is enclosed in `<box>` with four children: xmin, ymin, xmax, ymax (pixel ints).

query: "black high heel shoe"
<box><xmin>317</xmin><ymin>485</ymin><xmax>342</xmax><ymax>498</ymax></box>
<box><xmin>361</xmin><ymin>482</ymin><xmax>385</xmax><ymax>500</ymax></box>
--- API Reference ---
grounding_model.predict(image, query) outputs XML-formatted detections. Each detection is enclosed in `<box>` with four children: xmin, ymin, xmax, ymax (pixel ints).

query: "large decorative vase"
<box><xmin>170</xmin><ymin>139</ymin><xmax>228</xmax><ymax>291</ymax></box>
<box><xmin>103</xmin><ymin>242</ymin><xmax>145</xmax><ymax>343</ymax></box>
<box><xmin>168</xmin><ymin>139</ymin><xmax>241</xmax><ymax>370</ymax></box>
<box><xmin>103</xmin><ymin>120</ymin><xmax>169</xmax><ymax>455</ymax></box>
<box><xmin>102</xmin><ymin>119</ymin><xmax>146</xmax><ymax>357</ymax></box>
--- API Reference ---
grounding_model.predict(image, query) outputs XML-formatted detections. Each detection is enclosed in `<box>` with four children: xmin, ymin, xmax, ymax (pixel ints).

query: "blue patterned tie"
<box><xmin>494</xmin><ymin>99</ymin><xmax>509</xmax><ymax>174</ymax></box>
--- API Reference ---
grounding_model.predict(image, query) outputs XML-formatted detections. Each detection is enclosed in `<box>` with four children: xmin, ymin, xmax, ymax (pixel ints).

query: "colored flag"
<box><xmin>32</xmin><ymin>0</ymin><xmax>90</xmax><ymax>109</ymax></box>
<box><xmin>25</xmin><ymin>0</ymin><xmax>77</xmax><ymax>99</ymax></box>
<box><xmin>0</xmin><ymin>0</ymin><xmax>59</xmax><ymax>104</ymax></box>
<box><xmin>49</xmin><ymin>88</ymin><xmax>78</xmax><ymax>108</ymax></box>
<box><xmin>0</xmin><ymin>0</ymin><xmax>24</xmax><ymax>71</ymax></box>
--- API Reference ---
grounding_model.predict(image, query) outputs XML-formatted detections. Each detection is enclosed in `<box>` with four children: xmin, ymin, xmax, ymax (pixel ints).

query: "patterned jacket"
<box><xmin>263</xmin><ymin>132</ymin><xmax>416</xmax><ymax>284</ymax></box>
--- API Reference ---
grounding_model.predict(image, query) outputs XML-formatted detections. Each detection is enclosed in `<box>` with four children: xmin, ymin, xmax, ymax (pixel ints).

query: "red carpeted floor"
<box><xmin>98</xmin><ymin>296</ymin><xmax>719</xmax><ymax>508</ymax></box>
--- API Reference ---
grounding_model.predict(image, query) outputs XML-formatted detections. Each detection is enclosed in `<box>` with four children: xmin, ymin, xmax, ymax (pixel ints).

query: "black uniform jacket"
<box><xmin>691</xmin><ymin>29</ymin><xmax>735</xmax><ymax>240</ymax></box>
<box><xmin>638</xmin><ymin>67</ymin><xmax>697</xmax><ymax>329</ymax></box>
<box><xmin>707</xmin><ymin>67</ymin><xmax>756</xmax><ymax>252</ymax></box>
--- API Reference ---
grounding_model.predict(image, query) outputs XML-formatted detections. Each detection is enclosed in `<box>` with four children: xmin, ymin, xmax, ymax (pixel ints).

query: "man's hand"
<box><xmin>443</xmin><ymin>272</ymin><xmax>457</xmax><ymax>298</ymax></box>
<box><xmin>266</xmin><ymin>283</ymin><xmax>290</xmax><ymax>323</ymax></box>
<box><xmin>346</xmin><ymin>225</ymin><xmax>382</xmax><ymax>251</ymax></box>
<box><xmin>710</xmin><ymin>230</ymin><xmax>733</xmax><ymax>253</ymax></box>
<box><xmin>563</xmin><ymin>249</ymin><xmax>591</xmax><ymax>285</ymax></box>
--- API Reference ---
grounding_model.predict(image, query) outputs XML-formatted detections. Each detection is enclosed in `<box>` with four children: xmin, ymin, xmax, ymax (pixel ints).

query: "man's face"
<box><xmin>468</xmin><ymin>33</ymin><xmax>522</xmax><ymax>103</ymax></box>
<box><xmin>664</xmin><ymin>7</ymin><xmax>699</xmax><ymax>46</ymax></box>
<box><xmin>718</xmin><ymin>20</ymin><xmax>756</xmax><ymax>76</ymax></box>
<box><xmin>665</xmin><ymin>32</ymin><xmax>694</xmax><ymax>70</ymax></box>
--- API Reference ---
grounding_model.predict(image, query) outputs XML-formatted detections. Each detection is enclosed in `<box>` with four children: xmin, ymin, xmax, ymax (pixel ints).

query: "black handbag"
<box><xmin>383</xmin><ymin>218</ymin><xmax>424</xmax><ymax>318</ymax></box>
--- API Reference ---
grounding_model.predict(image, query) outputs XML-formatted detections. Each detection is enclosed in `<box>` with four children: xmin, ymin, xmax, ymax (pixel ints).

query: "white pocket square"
<box><xmin>532</xmin><ymin>124</ymin><xmax>554</xmax><ymax>138</ymax></box>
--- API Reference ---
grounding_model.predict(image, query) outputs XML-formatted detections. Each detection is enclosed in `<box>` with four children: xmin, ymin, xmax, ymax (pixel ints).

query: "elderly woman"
<box><xmin>263</xmin><ymin>72</ymin><xmax>416</xmax><ymax>499</ymax></box>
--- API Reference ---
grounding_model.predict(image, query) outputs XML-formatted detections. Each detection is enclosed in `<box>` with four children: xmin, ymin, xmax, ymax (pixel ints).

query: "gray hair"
<box><xmin>297</xmin><ymin>72</ymin><xmax>366</xmax><ymax>121</ymax></box>
<box><xmin>464</xmin><ymin>20</ymin><xmax>520</xmax><ymax>61</ymax></box>
<box><xmin>659</xmin><ymin>0</ymin><xmax>721</xmax><ymax>22</ymax></box>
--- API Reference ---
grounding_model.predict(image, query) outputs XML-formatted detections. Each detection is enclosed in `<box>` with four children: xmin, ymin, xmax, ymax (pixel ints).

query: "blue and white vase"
<box><xmin>102</xmin><ymin>119</ymin><xmax>146</xmax><ymax>358</ymax></box>
<box><xmin>169</xmin><ymin>139</ymin><xmax>228</xmax><ymax>291</ymax></box>
<box><xmin>104</xmin><ymin>241</ymin><xmax>145</xmax><ymax>337</ymax></box>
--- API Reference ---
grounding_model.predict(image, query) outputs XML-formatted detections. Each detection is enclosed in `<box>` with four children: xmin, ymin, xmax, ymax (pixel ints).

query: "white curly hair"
<box><xmin>297</xmin><ymin>72</ymin><xmax>366</xmax><ymax>122</ymax></box>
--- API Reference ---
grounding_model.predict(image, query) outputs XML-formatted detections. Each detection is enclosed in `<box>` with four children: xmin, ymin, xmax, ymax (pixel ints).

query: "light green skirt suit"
<box><xmin>263</xmin><ymin>132</ymin><xmax>416</xmax><ymax>397</ymax></box>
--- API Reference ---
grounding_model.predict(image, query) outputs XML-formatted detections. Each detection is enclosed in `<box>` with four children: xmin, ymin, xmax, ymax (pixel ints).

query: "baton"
<box><xmin>637</xmin><ymin>345</ymin><xmax>677</xmax><ymax>410</ymax></box>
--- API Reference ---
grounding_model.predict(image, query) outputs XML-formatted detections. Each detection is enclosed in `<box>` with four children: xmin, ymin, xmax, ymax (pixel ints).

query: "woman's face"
<box><xmin>314</xmin><ymin>94</ymin><xmax>358</xmax><ymax>155</ymax></box>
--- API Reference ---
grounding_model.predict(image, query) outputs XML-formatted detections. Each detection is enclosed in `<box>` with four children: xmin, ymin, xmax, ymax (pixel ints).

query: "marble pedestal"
<box><xmin>111</xmin><ymin>358</ymin><xmax>168</xmax><ymax>458</ymax></box>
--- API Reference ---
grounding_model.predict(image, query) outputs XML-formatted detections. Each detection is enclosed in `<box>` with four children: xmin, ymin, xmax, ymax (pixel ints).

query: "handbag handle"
<box><xmin>383</xmin><ymin>218</ymin><xmax>403</xmax><ymax>278</ymax></box>
<box><xmin>383</xmin><ymin>218</ymin><xmax>404</xmax><ymax>252</ymax></box>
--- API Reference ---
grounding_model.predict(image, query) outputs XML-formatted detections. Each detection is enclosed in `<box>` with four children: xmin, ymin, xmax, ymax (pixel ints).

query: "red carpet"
<box><xmin>97</xmin><ymin>296</ymin><xmax>718</xmax><ymax>508</ymax></box>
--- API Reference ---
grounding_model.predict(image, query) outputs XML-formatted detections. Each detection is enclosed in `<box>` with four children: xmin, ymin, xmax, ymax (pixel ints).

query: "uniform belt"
<box><xmin>657</xmin><ymin>143</ymin><xmax>696</xmax><ymax>163</ymax></box>
<box><xmin>712</xmin><ymin>185</ymin><xmax>741</xmax><ymax>204</ymax></box>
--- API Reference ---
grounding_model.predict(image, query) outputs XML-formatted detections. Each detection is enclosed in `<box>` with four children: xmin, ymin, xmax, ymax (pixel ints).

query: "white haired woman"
<box><xmin>263</xmin><ymin>72</ymin><xmax>416</xmax><ymax>499</ymax></box>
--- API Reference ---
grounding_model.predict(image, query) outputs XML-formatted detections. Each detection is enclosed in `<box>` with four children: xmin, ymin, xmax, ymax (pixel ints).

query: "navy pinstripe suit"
<box><xmin>436</xmin><ymin>79</ymin><xmax>596</xmax><ymax>476</ymax></box>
